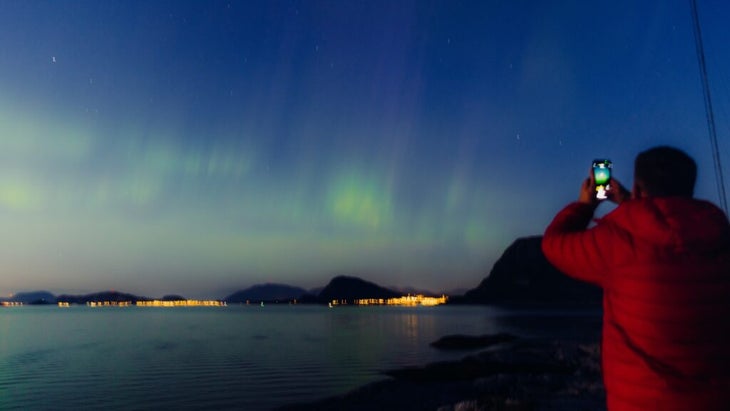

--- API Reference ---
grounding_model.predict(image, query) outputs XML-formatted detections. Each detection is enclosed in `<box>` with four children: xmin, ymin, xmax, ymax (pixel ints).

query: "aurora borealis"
<box><xmin>1</xmin><ymin>1</ymin><xmax>729</xmax><ymax>298</ymax></box>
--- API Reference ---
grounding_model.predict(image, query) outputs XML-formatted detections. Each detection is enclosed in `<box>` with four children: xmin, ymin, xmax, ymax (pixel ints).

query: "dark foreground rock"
<box><xmin>430</xmin><ymin>333</ymin><xmax>518</xmax><ymax>350</ymax></box>
<box><xmin>276</xmin><ymin>337</ymin><xmax>605</xmax><ymax>411</ymax></box>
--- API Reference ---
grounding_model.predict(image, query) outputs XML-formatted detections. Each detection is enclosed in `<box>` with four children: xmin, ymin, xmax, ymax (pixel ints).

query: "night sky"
<box><xmin>1</xmin><ymin>0</ymin><xmax>729</xmax><ymax>298</ymax></box>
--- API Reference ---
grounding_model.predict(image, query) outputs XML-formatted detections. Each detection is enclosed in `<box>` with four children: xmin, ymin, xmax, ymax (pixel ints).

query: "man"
<box><xmin>542</xmin><ymin>146</ymin><xmax>730</xmax><ymax>410</ymax></box>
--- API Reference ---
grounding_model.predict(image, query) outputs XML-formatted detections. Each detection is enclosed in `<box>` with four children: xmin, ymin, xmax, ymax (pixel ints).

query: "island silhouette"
<box><xmin>2</xmin><ymin>236</ymin><xmax>600</xmax><ymax>307</ymax></box>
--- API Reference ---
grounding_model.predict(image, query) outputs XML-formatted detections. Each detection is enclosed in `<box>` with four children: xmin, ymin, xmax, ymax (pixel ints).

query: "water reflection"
<box><xmin>0</xmin><ymin>305</ymin><xmax>600</xmax><ymax>410</ymax></box>
<box><xmin>491</xmin><ymin>307</ymin><xmax>603</xmax><ymax>341</ymax></box>
<box><xmin>401</xmin><ymin>312</ymin><xmax>419</xmax><ymax>339</ymax></box>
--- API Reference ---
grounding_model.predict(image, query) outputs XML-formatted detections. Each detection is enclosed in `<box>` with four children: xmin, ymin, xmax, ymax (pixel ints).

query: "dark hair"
<box><xmin>634</xmin><ymin>146</ymin><xmax>696</xmax><ymax>197</ymax></box>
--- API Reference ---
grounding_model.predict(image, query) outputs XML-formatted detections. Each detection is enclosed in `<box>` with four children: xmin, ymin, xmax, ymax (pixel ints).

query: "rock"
<box><xmin>430</xmin><ymin>333</ymin><xmax>518</xmax><ymax>350</ymax></box>
<box><xmin>462</xmin><ymin>236</ymin><xmax>602</xmax><ymax>306</ymax></box>
<box><xmin>277</xmin><ymin>337</ymin><xmax>605</xmax><ymax>411</ymax></box>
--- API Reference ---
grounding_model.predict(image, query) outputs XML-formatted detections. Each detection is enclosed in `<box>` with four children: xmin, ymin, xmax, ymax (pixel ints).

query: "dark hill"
<box><xmin>225</xmin><ymin>283</ymin><xmax>306</xmax><ymax>303</ymax></box>
<box><xmin>318</xmin><ymin>276</ymin><xmax>400</xmax><ymax>304</ymax></box>
<box><xmin>461</xmin><ymin>236</ymin><xmax>602</xmax><ymax>306</ymax></box>
<box><xmin>4</xmin><ymin>291</ymin><xmax>56</xmax><ymax>304</ymax></box>
<box><xmin>56</xmin><ymin>291</ymin><xmax>147</xmax><ymax>304</ymax></box>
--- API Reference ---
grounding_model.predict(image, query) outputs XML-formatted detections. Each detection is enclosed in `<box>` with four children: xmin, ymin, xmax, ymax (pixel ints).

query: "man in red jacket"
<box><xmin>542</xmin><ymin>146</ymin><xmax>730</xmax><ymax>410</ymax></box>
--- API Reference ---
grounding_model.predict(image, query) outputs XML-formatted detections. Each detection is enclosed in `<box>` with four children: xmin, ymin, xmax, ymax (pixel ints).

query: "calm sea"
<box><xmin>0</xmin><ymin>305</ymin><xmax>601</xmax><ymax>410</ymax></box>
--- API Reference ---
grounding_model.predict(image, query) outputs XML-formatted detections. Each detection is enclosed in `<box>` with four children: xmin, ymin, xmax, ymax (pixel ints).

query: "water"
<box><xmin>0</xmin><ymin>305</ymin><xmax>601</xmax><ymax>410</ymax></box>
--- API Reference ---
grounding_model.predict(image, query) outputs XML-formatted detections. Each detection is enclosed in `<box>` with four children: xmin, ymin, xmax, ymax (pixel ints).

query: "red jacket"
<box><xmin>542</xmin><ymin>197</ymin><xmax>730</xmax><ymax>411</ymax></box>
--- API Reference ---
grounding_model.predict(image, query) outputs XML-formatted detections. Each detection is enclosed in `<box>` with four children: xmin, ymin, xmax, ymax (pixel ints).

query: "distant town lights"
<box><xmin>54</xmin><ymin>300</ymin><xmax>227</xmax><ymax>307</ymax></box>
<box><xmin>330</xmin><ymin>294</ymin><xmax>448</xmax><ymax>307</ymax></box>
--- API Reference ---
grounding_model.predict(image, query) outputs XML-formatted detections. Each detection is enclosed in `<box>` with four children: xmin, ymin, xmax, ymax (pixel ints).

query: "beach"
<box><xmin>278</xmin><ymin>334</ymin><xmax>605</xmax><ymax>411</ymax></box>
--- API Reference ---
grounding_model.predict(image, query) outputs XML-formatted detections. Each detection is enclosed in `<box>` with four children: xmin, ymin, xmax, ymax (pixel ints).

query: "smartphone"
<box><xmin>592</xmin><ymin>159</ymin><xmax>612</xmax><ymax>200</ymax></box>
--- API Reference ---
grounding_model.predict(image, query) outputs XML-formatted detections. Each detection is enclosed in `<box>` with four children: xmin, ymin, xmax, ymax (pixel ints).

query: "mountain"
<box><xmin>225</xmin><ymin>283</ymin><xmax>307</xmax><ymax>303</ymax></box>
<box><xmin>3</xmin><ymin>291</ymin><xmax>56</xmax><ymax>304</ymax></box>
<box><xmin>460</xmin><ymin>236</ymin><xmax>602</xmax><ymax>306</ymax></box>
<box><xmin>317</xmin><ymin>276</ymin><xmax>400</xmax><ymax>304</ymax></box>
<box><xmin>55</xmin><ymin>291</ymin><xmax>148</xmax><ymax>304</ymax></box>
<box><xmin>308</xmin><ymin>286</ymin><xmax>324</xmax><ymax>296</ymax></box>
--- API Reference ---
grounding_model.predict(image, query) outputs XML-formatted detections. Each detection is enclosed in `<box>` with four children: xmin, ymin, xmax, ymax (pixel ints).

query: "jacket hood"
<box><xmin>601</xmin><ymin>197</ymin><xmax>730</xmax><ymax>252</ymax></box>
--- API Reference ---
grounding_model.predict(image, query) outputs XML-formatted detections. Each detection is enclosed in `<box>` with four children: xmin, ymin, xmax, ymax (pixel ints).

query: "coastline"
<box><xmin>276</xmin><ymin>334</ymin><xmax>605</xmax><ymax>411</ymax></box>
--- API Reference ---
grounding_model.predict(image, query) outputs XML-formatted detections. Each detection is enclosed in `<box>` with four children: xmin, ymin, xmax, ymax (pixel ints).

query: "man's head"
<box><xmin>633</xmin><ymin>146</ymin><xmax>696</xmax><ymax>198</ymax></box>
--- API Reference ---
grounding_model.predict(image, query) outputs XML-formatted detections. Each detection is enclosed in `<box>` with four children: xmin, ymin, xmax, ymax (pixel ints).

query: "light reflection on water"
<box><xmin>0</xmin><ymin>305</ymin><xmax>600</xmax><ymax>410</ymax></box>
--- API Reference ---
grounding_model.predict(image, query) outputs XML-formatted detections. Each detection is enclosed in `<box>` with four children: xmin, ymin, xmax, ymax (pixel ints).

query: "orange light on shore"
<box><xmin>331</xmin><ymin>294</ymin><xmax>448</xmax><ymax>307</ymax></box>
<box><xmin>1</xmin><ymin>301</ymin><xmax>23</xmax><ymax>307</ymax></box>
<box><xmin>56</xmin><ymin>300</ymin><xmax>227</xmax><ymax>307</ymax></box>
<box><xmin>87</xmin><ymin>301</ymin><xmax>132</xmax><ymax>307</ymax></box>
<box><xmin>135</xmin><ymin>300</ymin><xmax>227</xmax><ymax>307</ymax></box>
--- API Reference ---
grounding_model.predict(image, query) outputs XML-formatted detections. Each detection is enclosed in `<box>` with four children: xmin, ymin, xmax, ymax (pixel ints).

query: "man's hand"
<box><xmin>607</xmin><ymin>178</ymin><xmax>631</xmax><ymax>205</ymax></box>
<box><xmin>578</xmin><ymin>177</ymin><xmax>599</xmax><ymax>207</ymax></box>
<box><xmin>579</xmin><ymin>170</ymin><xmax>630</xmax><ymax>207</ymax></box>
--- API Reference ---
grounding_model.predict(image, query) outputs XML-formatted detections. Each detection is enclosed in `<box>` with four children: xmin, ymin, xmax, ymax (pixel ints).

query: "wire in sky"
<box><xmin>690</xmin><ymin>0</ymin><xmax>728</xmax><ymax>214</ymax></box>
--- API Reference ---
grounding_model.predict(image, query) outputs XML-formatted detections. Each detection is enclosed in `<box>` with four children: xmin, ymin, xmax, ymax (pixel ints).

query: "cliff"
<box><xmin>462</xmin><ymin>236</ymin><xmax>602</xmax><ymax>305</ymax></box>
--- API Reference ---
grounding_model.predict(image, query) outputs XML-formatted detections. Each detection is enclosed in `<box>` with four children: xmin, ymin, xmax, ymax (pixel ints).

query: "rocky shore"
<box><xmin>277</xmin><ymin>334</ymin><xmax>605</xmax><ymax>411</ymax></box>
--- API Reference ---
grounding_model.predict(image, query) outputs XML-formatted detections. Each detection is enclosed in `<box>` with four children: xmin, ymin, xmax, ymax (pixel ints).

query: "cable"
<box><xmin>690</xmin><ymin>0</ymin><xmax>728</xmax><ymax>214</ymax></box>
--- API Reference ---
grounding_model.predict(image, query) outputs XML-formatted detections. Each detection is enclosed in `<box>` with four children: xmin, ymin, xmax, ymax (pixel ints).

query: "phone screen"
<box><xmin>592</xmin><ymin>159</ymin><xmax>612</xmax><ymax>200</ymax></box>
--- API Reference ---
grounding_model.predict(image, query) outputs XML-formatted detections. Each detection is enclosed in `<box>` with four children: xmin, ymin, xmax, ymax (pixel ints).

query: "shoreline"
<box><xmin>276</xmin><ymin>334</ymin><xmax>605</xmax><ymax>411</ymax></box>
